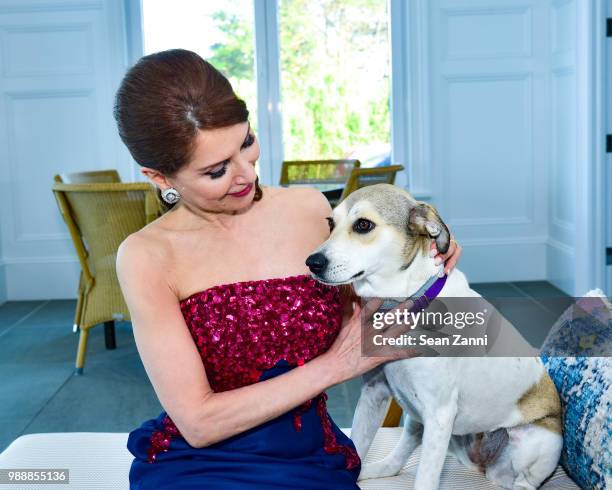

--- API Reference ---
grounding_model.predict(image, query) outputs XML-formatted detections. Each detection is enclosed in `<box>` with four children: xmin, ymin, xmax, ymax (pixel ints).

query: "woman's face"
<box><xmin>148</xmin><ymin>121</ymin><xmax>260</xmax><ymax>214</ymax></box>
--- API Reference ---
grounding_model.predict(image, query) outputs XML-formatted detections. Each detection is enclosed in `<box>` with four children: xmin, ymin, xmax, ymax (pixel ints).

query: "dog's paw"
<box><xmin>357</xmin><ymin>463</ymin><xmax>382</xmax><ymax>481</ymax></box>
<box><xmin>358</xmin><ymin>462</ymin><xmax>401</xmax><ymax>481</ymax></box>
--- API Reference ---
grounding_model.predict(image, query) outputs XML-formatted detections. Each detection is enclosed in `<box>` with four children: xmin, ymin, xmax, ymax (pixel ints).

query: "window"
<box><xmin>141</xmin><ymin>0</ymin><xmax>258</xmax><ymax>136</ymax></box>
<box><xmin>278</xmin><ymin>0</ymin><xmax>391</xmax><ymax>166</ymax></box>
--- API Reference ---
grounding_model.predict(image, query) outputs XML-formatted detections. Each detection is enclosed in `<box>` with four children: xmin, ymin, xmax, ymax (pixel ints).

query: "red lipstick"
<box><xmin>228</xmin><ymin>183</ymin><xmax>253</xmax><ymax>197</ymax></box>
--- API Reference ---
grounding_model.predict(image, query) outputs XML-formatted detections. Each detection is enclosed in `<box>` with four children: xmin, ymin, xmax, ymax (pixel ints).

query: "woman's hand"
<box><xmin>430</xmin><ymin>234</ymin><xmax>462</xmax><ymax>275</ymax></box>
<box><xmin>321</xmin><ymin>299</ymin><xmax>422</xmax><ymax>386</ymax></box>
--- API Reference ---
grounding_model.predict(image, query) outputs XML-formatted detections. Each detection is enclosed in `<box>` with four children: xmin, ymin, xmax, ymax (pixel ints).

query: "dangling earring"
<box><xmin>161</xmin><ymin>187</ymin><xmax>181</xmax><ymax>204</ymax></box>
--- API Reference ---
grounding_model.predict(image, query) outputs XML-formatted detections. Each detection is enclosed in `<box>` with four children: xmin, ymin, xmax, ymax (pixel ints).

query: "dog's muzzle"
<box><xmin>305</xmin><ymin>253</ymin><xmax>328</xmax><ymax>275</ymax></box>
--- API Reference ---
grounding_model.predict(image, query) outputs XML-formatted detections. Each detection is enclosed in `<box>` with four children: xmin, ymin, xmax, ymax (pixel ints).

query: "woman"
<box><xmin>114</xmin><ymin>49</ymin><xmax>462</xmax><ymax>489</ymax></box>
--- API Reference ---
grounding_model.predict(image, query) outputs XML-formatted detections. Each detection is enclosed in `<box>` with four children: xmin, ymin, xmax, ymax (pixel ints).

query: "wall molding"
<box><xmin>0</xmin><ymin>1</ymin><xmax>103</xmax><ymax>15</ymax></box>
<box><xmin>4</xmin><ymin>258</ymin><xmax>80</xmax><ymax>300</ymax></box>
<box><xmin>441</xmin><ymin>5</ymin><xmax>533</xmax><ymax>60</ymax></box>
<box><xmin>0</xmin><ymin>22</ymin><xmax>94</xmax><ymax>78</ymax></box>
<box><xmin>4</xmin><ymin>89</ymin><xmax>95</xmax><ymax>244</ymax></box>
<box><xmin>547</xmin><ymin>236</ymin><xmax>574</xmax><ymax>256</ymax></box>
<box><xmin>458</xmin><ymin>234</ymin><xmax>547</xmax><ymax>246</ymax></box>
<box><xmin>2</xmin><ymin>255</ymin><xmax>78</xmax><ymax>264</ymax></box>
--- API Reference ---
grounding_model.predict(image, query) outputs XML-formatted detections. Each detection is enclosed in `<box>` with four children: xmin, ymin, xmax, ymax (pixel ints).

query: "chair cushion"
<box><xmin>0</xmin><ymin>429</ymin><xmax>577</xmax><ymax>489</ymax></box>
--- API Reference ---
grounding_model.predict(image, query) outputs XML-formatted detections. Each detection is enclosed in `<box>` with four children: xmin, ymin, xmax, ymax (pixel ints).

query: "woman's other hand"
<box><xmin>430</xmin><ymin>234</ymin><xmax>462</xmax><ymax>275</ymax></box>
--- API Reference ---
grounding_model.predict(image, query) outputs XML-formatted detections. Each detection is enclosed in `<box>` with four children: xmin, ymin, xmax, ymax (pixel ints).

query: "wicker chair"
<box><xmin>54</xmin><ymin>171</ymin><xmax>122</xmax><ymax>350</ymax></box>
<box><xmin>51</xmin><ymin>180</ymin><xmax>160</xmax><ymax>374</ymax></box>
<box><xmin>279</xmin><ymin>159</ymin><xmax>361</xmax><ymax>207</ymax></box>
<box><xmin>382</xmin><ymin>398</ymin><xmax>403</xmax><ymax>427</ymax></box>
<box><xmin>339</xmin><ymin>165</ymin><xmax>405</xmax><ymax>202</ymax></box>
<box><xmin>58</xmin><ymin>169</ymin><xmax>122</xmax><ymax>184</ymax></box>
<box><xmin>279</xmin><ymin>159</ymin><xmax>361</xmax><ymax>186</ymax></box>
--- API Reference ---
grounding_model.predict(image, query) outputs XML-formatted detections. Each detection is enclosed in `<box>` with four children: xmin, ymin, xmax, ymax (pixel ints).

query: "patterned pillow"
<box><xmin>540</xmin><ymin>289</ymin><xmax>612</xmax><ymax>489</ymax></box>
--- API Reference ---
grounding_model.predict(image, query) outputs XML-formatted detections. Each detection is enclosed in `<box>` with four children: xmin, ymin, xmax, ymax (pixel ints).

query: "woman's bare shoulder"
<box><xmin>117</xmin><ymin>220</ymin><xmax>173</xmax><ymax>275</ymax></box>
<box><xmin>262</xmin><ymin>186</ymin><xmax>331</xmax><ymax>244</ymax></box>
<box><xmin>263</xmin><ymin>186</ymin><xmax>331</xmax><ymax>216</ymax></box>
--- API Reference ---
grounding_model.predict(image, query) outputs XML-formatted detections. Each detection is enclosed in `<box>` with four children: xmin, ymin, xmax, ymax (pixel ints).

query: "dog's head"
<box><xmin>306</xmin><ymin>184</ymin><xmax>450</xmax><ymax>286</ymax></box>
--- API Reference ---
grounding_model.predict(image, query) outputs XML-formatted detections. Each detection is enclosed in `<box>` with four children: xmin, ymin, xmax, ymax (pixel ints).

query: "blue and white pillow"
<box><xmin>540</xmin><ymin>289</ymin><xmax>612</xmax><ymax>489</ymax></box>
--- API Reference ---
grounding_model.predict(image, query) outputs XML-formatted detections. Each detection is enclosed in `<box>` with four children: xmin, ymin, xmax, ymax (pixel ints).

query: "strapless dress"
<box><xmin>127</xmin><ymin>274</ymin><xmax>361</xmax><ymax>489</ymax></box>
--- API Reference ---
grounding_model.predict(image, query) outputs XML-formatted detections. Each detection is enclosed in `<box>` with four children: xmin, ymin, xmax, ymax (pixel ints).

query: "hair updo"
<box><xmin>113</xmin><ymin>48</ymin><xmax>262</xmax><ymax>211</ymax></box>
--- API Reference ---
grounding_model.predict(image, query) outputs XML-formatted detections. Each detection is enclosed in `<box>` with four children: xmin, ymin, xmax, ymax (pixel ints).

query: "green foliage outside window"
<box><xmin>208</xmin><ymin>0</ymin><xmax>390</xmax><ymax>166</ymax></box>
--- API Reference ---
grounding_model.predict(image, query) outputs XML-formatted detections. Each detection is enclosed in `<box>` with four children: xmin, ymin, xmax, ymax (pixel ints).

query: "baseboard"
<box><xmin>0</xmin><ymin>259</ymin><xmax>7</xmax><ymax>305</ymax></box>
<box><xmin>546</xmin><ymin>238</ymin><xmax>575</xmax><ymax>296</ymax></box>
<box><xmin>3</xmin><ymin>257</ymin><xmax>80</xmax><ymax>301</ymax></box>
<box><xmin>458</xmin><ymin>237</ymin><xmax>547</xmax><ymax>283</ymax></box>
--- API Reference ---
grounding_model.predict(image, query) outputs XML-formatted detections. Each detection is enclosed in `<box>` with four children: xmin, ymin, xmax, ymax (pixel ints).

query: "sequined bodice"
<box><xmin>179</xmin><ymin>274</ymin><xmax>344</xmax><ymax>392</ymax></box>
<box><xmin>145</xmin><ymin>274</ymin><xmax>359</xmax><ymax>468</ymax></box>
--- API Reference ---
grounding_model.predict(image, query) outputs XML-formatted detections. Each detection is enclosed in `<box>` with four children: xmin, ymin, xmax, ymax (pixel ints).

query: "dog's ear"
<box><xmin>408</xmin><ymin>202</ymin><xmax>451</xmax><ymax>254</ymax></box>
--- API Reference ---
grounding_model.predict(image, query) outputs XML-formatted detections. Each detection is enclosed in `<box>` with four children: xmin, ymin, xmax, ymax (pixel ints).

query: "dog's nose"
<box><xmin>305</xmin><ymin>253</ymin><xmax>329</xmax><ymax>274</ymax></box>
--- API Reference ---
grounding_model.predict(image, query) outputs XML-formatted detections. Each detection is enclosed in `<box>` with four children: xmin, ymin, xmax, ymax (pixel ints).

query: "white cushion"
<box><xmin>0</xmin><ymin>429</ymin><xmax>578</xmax><ymax>489</ymax></box>
<box><xmin>0</xmin><ymin>433</ymin><xmax>131</xmax><ymax>490</ymax></box>
<box><xmin>342</xmin><ymin>428</ymin><xmax>579</xmax><ymax>490</ymax></box>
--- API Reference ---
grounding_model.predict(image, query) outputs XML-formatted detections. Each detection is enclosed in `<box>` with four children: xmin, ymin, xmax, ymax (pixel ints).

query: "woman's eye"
<box><xmin>203</xmin><ymin>134</ymin><xmax>254</xmax><ymax>179</ymax></box>
<box><xmin>353</xmin><ymin>218</ymin><xmax>375</xmax><ymax>234</ymax></box>
<box><xmin>242</xmin><ymin>133</ymin><xmax>255</xmax><ymax>149</ymax></box>
<box><xmin>326</xmin><ymin>217</ymin><xmax>335</xmax><ymax>232</ymax></box>
<box><xmin>206</xmin><ymin>162</ymin><xmax>229</xmax><ymax>179</ymax></box>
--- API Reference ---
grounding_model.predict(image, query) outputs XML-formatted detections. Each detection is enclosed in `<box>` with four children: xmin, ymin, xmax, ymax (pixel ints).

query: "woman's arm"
<box><xmin>116</xmin><ymin>233</ymin><xmax>369</xmax><ymax>449</ymax></box>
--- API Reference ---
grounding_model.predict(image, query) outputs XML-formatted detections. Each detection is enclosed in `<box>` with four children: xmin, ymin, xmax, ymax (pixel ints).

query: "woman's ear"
<box><xmin>141</xmin><ymin>167</ymin><xmax>171</xmax><ymax>189</ymax></box>
<box><xmin>408</xmin><ymin>202</ymin><xmax>451</xmax><ymax>254</ymax></box>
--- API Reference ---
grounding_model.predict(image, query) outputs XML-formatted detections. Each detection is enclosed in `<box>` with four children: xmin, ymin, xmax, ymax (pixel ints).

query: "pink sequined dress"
<box><xmin>127</xmin><ymin>274</ymin><xmax>361</xmax><ymax>489</ymax></box>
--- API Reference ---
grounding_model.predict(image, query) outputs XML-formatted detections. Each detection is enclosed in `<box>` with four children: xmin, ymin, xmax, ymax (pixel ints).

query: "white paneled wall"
<box><xmin>0</xmin><ymin>0</ymin><xmax>133</xmax><ymax>302</ymax></box>
<box><xmin>406</xmin><ymin>0</ymin><xmax>605</xmax><ymax>293</ymax></box>
<box><xmin>0</xmin><ymin>0</ymin><xmax>605</xmax><ymax>301</ymax></box>
<box><xmin>424</xmin><ymin>0</ymin><xmax>550</xmax><ymax>283</ymax></box>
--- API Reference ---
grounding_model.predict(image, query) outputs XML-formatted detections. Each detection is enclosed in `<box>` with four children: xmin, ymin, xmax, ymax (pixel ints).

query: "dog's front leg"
<box><xmin>358</xmin><ymin>416</ymin><xmax>423</xmax><ymax>480</ymax></box>
<box><xmin>414</xmin><ymin>399</ymin><xmax>458</xmax><ymax>490</ymax></box>
<box><xmin>350</xmin><ymin>367</ymin><xmax>390</xmax><ymax>461</ymax></box>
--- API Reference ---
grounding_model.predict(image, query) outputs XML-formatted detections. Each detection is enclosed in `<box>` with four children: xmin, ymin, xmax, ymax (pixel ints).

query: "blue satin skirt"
<box><xmin>127</xmin><ymin>362</ymin><xmax>361</xmax><ymax>489</ymax></box>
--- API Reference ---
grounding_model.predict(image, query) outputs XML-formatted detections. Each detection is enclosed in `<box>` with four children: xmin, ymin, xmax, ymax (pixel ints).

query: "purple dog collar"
<box><xmin>375</xmin><ymin>272</ymin><xmax>448</xmax><ymax>313</ymax></box>
<box><xmin>407</xmin><ymin>273</ymin><xmax>448</xmax><ymax>314</ymax></box>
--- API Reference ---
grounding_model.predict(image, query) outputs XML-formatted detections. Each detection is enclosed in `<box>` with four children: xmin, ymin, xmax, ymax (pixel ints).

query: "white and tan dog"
<box><xmin>306</xmin><ymin>184</ymin><xmax>562</xmax><ymax>490</ymax></box>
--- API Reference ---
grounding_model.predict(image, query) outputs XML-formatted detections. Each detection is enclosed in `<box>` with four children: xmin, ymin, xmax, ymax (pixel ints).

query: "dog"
<box><xmin>306</xmin><ymin>184</ymin><xmax>562</xmax><ymax>490</ymax></box>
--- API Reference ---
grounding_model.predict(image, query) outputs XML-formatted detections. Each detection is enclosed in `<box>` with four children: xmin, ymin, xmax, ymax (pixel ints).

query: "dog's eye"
<box><xmin>353</xmin><ymin>218</ymin><xmax>375</xmax><ymax>234</ymax></box>
<box><xmin>326</xmin><ymin>217</ymin><xmax>335</xmax><ymax>233</ymax></box>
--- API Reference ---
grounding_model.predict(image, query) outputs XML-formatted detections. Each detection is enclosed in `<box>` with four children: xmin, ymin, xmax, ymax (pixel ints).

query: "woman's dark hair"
<box><xmin>113</xmin><ymin>49</ymin><xmax>262</xmax><ymax>211</ymax></box>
